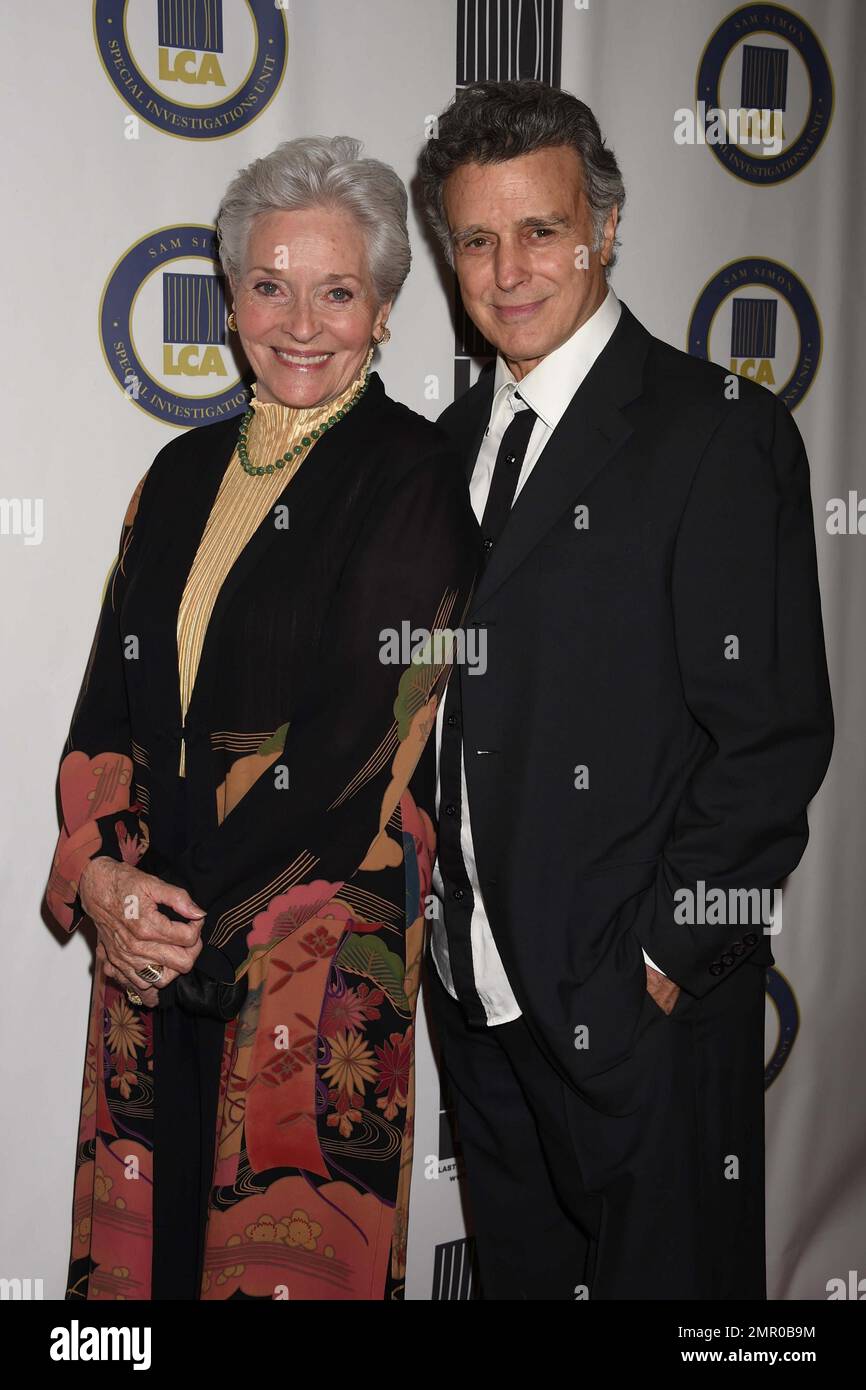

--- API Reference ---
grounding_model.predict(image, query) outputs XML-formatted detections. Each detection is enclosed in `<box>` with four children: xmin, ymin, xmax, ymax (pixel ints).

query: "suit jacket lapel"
<box><xmin>466</xmin><ymin>301</ymin><xmax>651</xmax><ymax>613</ymax></box>
<box><xmin>446</xmin><ymin>360</ymin><xmax>497</xmax><ymax>484</ymax></box>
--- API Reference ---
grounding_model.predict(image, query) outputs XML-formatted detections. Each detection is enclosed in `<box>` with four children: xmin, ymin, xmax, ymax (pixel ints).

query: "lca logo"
<box><xmin>688</xmin><ymin>257</ymin><xmax>821</xmax><ymax>411</ymax></box>
<box><xmin>695</xmin><ymin>3</ymin><xmax>833</xmax><ymax>185</ymax></box>
<box><xmin>93</xmin><ymin>0</ymin><xmax>287</xmax><ymax>140</ymax></box>
<box><xmin>99</xmin><ymin>225</ymin><xmax>250</xmax><ymax>427</ymax></box>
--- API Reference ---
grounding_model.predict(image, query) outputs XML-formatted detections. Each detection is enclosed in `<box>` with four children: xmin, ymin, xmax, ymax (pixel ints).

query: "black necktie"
<box><xmin>435</xmin><ymin>391</ymin><xmax>537</xmax><ymax>1023</ymax></box>
<box><xmin>479</xmin><ymin>394</ymin><xmax>537</xmax><ymax>563</ymax></box>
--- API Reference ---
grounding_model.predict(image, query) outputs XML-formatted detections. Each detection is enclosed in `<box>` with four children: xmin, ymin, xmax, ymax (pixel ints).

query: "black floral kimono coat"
<box><xmin>46</xmin><ymin>371</ymin><xmax>480</xmax><ymax>1300</ymax></box>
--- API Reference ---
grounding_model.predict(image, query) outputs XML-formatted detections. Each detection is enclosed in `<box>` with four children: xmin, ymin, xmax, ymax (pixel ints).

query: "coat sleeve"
<box><xmin>45</xmin><ymin>472</ymin><xmax>153</xmax><ymax>933</ymax></box>
<box><xmin>185</xmin><ymin>446</ymin><xmax>481</xmax><ymax>971</ymax></box>
<box><xmin>630</xmin><ymin>387</ymin><xmax>834</xmax><ymax>996</ymax></box>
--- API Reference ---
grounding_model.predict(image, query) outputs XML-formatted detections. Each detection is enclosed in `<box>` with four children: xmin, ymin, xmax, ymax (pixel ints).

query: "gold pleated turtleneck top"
<box><xmin>175</xmin><ymin>346</ymin><xmax>374</xmax><ymax>775</ymax></box>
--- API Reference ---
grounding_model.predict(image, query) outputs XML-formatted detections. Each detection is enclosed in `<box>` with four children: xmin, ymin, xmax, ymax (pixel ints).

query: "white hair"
<box><xmin>216</xmin><ymin>135</ymin><xmax>411</xmax><ymax>304</ymax></box>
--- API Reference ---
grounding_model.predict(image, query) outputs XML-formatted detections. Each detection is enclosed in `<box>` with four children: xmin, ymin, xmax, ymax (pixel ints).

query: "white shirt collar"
<box><xmin>491</xmin><ymin>286</ymin><xmax>621</xmax><ymax>428</ymax></box>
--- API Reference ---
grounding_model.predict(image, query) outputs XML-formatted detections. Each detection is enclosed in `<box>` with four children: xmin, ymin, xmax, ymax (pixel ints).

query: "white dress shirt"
<box><xmin>430</xmin><ymin>287</ymin><xmax>666</xmax><ymax>1025</ymax></box>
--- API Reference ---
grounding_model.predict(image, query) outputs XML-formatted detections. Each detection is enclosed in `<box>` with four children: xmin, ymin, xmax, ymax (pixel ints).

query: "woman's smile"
<box><xmin>271</xmin><ymin>346</ymin><xmax>334</xmax><ymax>370</ymax></box>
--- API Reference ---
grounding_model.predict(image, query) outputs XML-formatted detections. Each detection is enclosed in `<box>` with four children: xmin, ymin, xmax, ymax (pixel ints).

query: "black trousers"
<box><xmin>426</xmin><ymin>947</ymin><xmax>768</xmax><ymax>1300</ymax></box>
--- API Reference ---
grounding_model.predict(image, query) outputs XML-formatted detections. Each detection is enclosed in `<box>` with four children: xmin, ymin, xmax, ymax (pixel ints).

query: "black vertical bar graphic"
<box><xmin>452</xmin><ymin>1</ymin><xmax>563</xmax><ymax>397</ymax></box>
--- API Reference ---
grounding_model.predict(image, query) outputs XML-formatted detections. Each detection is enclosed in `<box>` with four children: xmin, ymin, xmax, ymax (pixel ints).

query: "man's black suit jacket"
<box><xmin>435</xmin><ymin>298</ymin><xmax>833</xmax><ymax>1109</ymax></box>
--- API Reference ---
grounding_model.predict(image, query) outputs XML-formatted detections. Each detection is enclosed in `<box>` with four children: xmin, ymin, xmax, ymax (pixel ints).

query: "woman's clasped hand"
<box><xmin>79</xmin><ymin>856</ymin><xmax>205</xmax><ymax>1007</ymax></box>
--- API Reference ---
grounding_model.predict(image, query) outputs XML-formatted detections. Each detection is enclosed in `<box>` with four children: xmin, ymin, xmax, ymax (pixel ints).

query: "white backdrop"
<box><xmin>1</xmin><ymin>0</ymin><xmax>863</xmax><ymax>1301</ymax></box>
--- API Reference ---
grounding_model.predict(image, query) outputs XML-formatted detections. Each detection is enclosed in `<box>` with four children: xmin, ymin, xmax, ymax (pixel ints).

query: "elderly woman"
<box><xmin>46</xmin><ymin>136</ymin><xmax>479</xmax><ymax>1301</ymax></box>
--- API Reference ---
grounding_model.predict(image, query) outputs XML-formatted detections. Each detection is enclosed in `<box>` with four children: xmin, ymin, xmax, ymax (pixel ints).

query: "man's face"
<box><xmin>443</xmin><ymin>145</ymin><xmax>617</xmax><ymax>380</ymax></box>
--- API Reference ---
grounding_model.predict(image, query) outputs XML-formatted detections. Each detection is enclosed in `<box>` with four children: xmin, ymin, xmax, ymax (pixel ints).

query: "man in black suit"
<box><xmin>416</xmin><ymin>80</ymin><xmax>833</xmax><ymax>1300</ymax></box>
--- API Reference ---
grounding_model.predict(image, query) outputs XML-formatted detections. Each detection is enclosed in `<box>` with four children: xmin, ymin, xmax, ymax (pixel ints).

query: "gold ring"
<box><xmin>126</xmin><ymin>988</ymin><xmax>144</xmax><ymax>1006</ymax></box>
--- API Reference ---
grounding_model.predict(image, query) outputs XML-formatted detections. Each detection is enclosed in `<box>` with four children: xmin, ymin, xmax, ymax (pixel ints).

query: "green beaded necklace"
<box><xmin>236</xmin><ymin>369</ymin><xmax>370</xmax><ymax>477</ymax></box>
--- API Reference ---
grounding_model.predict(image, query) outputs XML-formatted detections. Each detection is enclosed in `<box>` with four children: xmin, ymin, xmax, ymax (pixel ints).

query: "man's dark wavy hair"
<box><xmin>417</xmin><ymin>79</ymin><xmax>625</xmax><ymax>271</ymax></box>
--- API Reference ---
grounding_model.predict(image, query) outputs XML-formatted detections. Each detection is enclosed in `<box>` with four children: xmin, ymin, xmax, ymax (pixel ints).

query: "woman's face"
<box><xmin>230</xmin><ymin>206</ymin><xmax>391</xmax><ymax>408</ymax></box>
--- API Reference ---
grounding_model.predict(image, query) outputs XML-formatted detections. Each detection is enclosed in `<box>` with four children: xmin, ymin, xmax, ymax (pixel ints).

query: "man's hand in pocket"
<box><xmin>646</xmin><ymin>963</ymin><xmax>681</xmax><ymax>1015</ymax></box>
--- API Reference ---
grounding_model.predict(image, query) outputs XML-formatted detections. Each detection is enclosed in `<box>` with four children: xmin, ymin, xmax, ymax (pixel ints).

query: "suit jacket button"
<box><xmin>743</xmin><ymin>932</ymin><xmax>758</xmax><ymax>947</ymax></box>
<box><xmin>720</xmin><ymin>952</ymin><xmax>735</xmax><ymax>967</ymax></box>
<box><xmin>444</xmin><ymin>803</ymin><xmax>457</xmax><ymax>817</ymax></box>
<box><xmin>732</xmin><ymin>942</ymin><xmax>746</xmax><ymax>956</ymax></box>
<box><xmin>709</xmin><ymin>962</ymin><xmax>724</xmax><ymax>976</ymax></box>
<box><xmin>453</xmin><ymin>888</ymin><xmax>466</xmax><ymax>902</ymax></box>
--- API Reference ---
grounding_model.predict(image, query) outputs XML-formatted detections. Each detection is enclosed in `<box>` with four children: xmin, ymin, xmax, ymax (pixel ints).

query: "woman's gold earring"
<box><xmin>227</xmin><ymin>310</ymin><xmax>237</xmax><ymax>332</ymax></box>
<box><xmin>373</xmin><ymin>325</ymin><xmax>391</xmax><ymax>345</ymax></box>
